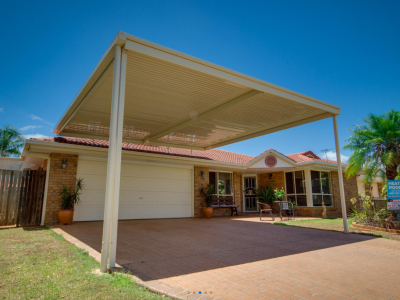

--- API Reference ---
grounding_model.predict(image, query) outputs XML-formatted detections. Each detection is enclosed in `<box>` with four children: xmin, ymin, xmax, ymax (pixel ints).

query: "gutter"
<box><xmin>25</xmin><ymin>139</ymin><xmax>249</xmax><ymax>169</ymax></box>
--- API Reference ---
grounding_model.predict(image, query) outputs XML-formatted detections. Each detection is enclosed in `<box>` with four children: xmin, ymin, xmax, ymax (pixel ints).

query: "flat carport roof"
<box><xmin>50</xmin><ymin>31</ymin><xmax>349</xmax><ymax>273</ymax></box>
<box><xmin>54</xmin><ymin>31</ymin><xmax>340</xmax><ymax>150</ymax></box>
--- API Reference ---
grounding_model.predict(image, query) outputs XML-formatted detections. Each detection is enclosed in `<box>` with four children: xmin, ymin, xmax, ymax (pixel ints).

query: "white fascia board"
<box><xmin>25</xmin><ymin>140</ymin><xmax>247</xmax><ymax>169</ymax></box>
<box><xmin>53</xmin><ymin>31</ymin><xmax>127</xmax><ymax>135</ymax></box>
<box><xmin>25</xmin><ymin>153</ymin><xmax>50</xmax><ymax>159</ymax></box>
<box><xmin>79</xmin><ymin>155</ymin><xmax>195</xmax><ymax>170</ymax></box>
<box><xmin>58</xmin><ymin>62</ymin><xmax>114</xmax><ymax>134</ymax></box>
<box><xmin>0</xmin><ymin>157</ymin><xmax>24</xmax><ymax>162</ymax></box>
<box><xmin>124</xmin><ymin>38</ymin><xmax>341</xmax><ymax>115</ymax></box>
<box><xmin>206</xmin><ymin>113</ymin><xmax>333</xmax><ymax>150</ymax></box>
<box><xmin>245</xmin><ymin>149</ymin><xmax>297</xmax><ymax>168</ymax></box>
<box><xmin>296</xmin><ymin>160</ymin><xmax>347</xmax><ymax>170</ymax></box>
<box><xmin>357</xmin><ymin>174</ymin><xmax>384</xmax><ymax>183</ymax></box>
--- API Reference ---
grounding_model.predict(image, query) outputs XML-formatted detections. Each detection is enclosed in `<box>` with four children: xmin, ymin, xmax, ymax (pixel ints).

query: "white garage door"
<box><xmin>74</xmin><ymin>160</ymin><xmax>193</xmax><ymax>221</ymax></box>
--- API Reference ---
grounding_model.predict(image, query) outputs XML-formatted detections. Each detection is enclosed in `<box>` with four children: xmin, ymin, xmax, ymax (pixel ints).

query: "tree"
<box><xmin>0</xmin><ymin>125</ymin><xmax>25</xmax><ymax>157</ymax></box>
<box><xmin>344</xmin><ymin>109</ymin><xmax>400</xmax><ymax>183</ymax></box>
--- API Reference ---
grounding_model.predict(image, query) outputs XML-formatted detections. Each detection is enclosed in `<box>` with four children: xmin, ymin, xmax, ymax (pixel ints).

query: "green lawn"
<box><xmin>274</xmin><ymin>218</ymin><xmax>400</xmax><ymax>241</ymax></box>
<box><xmin>0</xmin><ymin>227</ymin><xmax>168</xmax><ymax>300</ymax></box>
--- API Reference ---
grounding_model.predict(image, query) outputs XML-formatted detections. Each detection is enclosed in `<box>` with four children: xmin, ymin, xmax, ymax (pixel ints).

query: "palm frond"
<box><xmin>0</xmin><ymin>125</ymin><xmax>25</xmax><ymax>157</ymax></box>
<box><xmin>344</xmin><ymin>109</ymin><xmax>400</xmax><ymax>181</ymax></box>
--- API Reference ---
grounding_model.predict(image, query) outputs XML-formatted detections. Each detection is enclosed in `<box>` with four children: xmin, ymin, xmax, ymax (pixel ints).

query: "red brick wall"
<box><xmin>44</xmin><ymin>153</ymin><xmax>78</xmax><ymax>224</ymax></box>
<box><xmin>194</xmin><ymin>166</ymin><xmax>209</xmax><ymax>218</ymax></box>
<box><xmin>257</xmin><ymin>172</ymin><xmax>285</xmax><ymax>213</ymax></box>
<box><xmin>194</xmin><ymin>167</ymin><xmax>243</xmax><ymax>217</ymax></box>
<box><xmin>233</xmin><ymin>172</ymin><xmax>243</xmax><ymax>214</ymax></box>
<box><xmin>255</xmin><ymin>171</ymin><xmax>357</xmax><ymax>218</ymax></box>
<box><xmin>257</xmin><ymin>172</ymin><xmax>285</xmax><ymax>191</ymax></box>
<box><xmin>330</xmin><ymin>172</ymin><xmax>358</xmax><ymax>217</ymax></box>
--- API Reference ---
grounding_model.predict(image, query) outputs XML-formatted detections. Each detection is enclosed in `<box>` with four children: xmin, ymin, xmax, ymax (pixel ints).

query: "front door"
<box><xmin>244</xmin><ymin>176</ymin><xmax>257</xmax><ymax>212</ymax></box>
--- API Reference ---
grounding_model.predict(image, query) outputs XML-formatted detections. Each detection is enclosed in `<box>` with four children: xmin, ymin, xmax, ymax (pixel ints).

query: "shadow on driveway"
<box><xmin>56</xmin><ymin>217</ymin><xmax>377</xmax><ymax>281</ymax></box>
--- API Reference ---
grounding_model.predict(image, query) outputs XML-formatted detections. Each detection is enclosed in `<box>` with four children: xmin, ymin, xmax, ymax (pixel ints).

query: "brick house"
<box><xmin>20</xmin><ymin>137</ymin><xmax>357</xmax><ymax>224</ymax></box>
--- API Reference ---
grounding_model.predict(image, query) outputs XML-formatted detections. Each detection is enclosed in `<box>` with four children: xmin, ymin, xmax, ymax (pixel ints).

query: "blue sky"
<box><xmin>0</xmin><ymin>0</ymin><xmax>398</xmax><ymax>161</ymax></box>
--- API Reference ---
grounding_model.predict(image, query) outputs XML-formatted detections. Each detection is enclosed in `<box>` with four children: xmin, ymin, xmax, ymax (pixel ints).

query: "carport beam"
<box><xmin>333</xmin><ymin>115</ymin><xmax>349</xmax><ymax>233</ymax></box>
<box><xmin>100</xmin><ymin>44</ymin><xmax>123</xmax><ymax>273</ymax></box>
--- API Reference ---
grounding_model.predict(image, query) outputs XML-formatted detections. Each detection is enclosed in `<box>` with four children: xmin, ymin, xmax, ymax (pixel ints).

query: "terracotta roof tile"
<box><xmin>31</xmin><ymin>137</ymin><xmax>255</xmax><ymax>164</ymax></box>
<box><xmin>286</xmin><ymin>150</ymin><xmax>348</xmax><ymax>166</ymax></box>
<box><xmin>30</xmin><ymin>137</ymin><xmax>347</xmax><ymax>166</ymax></box>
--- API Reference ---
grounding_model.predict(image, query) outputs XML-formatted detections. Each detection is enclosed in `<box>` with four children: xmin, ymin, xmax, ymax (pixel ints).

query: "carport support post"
<box><xmin>333</xmin><ymin>115</ymin><xmax>349</xmax><ymax>233</ymax></box>
<box><xmin>109</xmin><ymin>47</ymin><xmax>127</xmax><ymax>268</ymax></box>
<box><xmin>40</xmin><ymin>157</ymin><xmax>51</xmax><ymax>226</ymax></box>
<box><xmin>100</xmin><ymin>44</ymin><xmax>124</xmax><ymax>273</ymax></box>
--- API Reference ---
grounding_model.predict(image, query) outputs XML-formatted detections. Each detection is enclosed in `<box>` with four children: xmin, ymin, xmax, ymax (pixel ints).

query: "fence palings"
<box><xmin>0</xmin><ymin>169</ymin><xmax>46</xmax><ymax>226</ymax></box>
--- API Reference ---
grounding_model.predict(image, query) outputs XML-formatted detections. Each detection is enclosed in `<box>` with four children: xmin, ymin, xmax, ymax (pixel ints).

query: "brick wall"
<box><xmin>44</xmin><ymin>153</ymin><xmax>79</xmax><ymax>224</ymax></box>
<box><xmin>257</xmin><ymin>172</ymin><xmax>285</xmax><ymax>191</ymax></box>
<box><xmin>194</xmin><ymin>167</ymin><xmax>243</xmax><ymax>217</ymax></box>
<box><xmin>256</xmin><ymin>171</ymin><xmax>357</xmax><ymax>218</ymax></box>
<box><xmin>233</xmin><ymin>172</ymin><xmax>243</xmax><ymax>214</ymax></box>
<box><xmin>193</xmin><ymin>166</ymin><xmax>209</xmax><ymax>218</ymax></box>
<box><xmin>257</xmin><ymin>172</ymin><xmax>285</xmax><ymax>213</ymax></box>
<box><xmin>330</xmin><ymin>171</ymin><xmax>358</xmax><ymax>217</ymax></box>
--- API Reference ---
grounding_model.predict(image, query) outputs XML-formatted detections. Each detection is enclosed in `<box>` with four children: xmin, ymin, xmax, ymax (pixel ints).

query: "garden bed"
<box><xmin>351</xmin><ymin>222</ymin><xmax>400</xmax><ymax>234</ymax></box>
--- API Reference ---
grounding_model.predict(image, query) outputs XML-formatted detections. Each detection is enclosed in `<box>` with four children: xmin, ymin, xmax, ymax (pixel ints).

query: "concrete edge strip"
<box><xmin>51</xmin><ymin>227</ymin><xmax>190</xmax><ymax>300</ymax></box>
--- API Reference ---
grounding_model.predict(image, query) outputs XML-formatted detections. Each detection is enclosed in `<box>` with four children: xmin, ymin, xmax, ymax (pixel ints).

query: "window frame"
<box><xmin>284</xmin><ymin>170</ymin><xmax>307</xmax><ymax>206</ymax></box>
<box><xmin>311</xmin><ymin>170</ymin><xmax>333</xmax><ymax>207</ymax></box>
<box><xmin>209</xmin><ymin>171</ymin><xmax>234</xmax><ymax>197</ymax></box>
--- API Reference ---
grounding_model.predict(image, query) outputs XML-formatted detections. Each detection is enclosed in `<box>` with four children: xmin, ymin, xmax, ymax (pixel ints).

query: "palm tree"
<box><xmin>0</xmin><ymin>125</ymin><xmax>25</xmax><ymax>157</ymax></box>
<box><xmin>344</xmin><ymin>109</ymin><xmax>400</xmax><ymax>183</ymax></box>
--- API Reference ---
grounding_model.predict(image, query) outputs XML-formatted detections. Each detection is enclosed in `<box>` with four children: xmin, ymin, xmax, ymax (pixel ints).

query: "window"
<box><xmin>311</xmin><ymin>171</ymin><xmax>332</xmax><ymax>206</ymax></box>
<box><xmin>209</xmin><ymin>171</ymin><xmax>233</xmax><ymax>197</ymax></box>
<box><xmin>285</xmin><ymin>171</ymin><xmax>307</xmax><ymax>206</ymax></box>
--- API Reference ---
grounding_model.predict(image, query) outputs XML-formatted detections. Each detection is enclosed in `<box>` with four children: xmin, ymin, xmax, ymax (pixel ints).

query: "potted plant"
<box><xmin>274</xmin><ymin>187</ymin><xmax>285</xmax><ymax>201</ymax></box>
<box><xmin>255</xmin><ymin>183</ymin><xmax>276</xmax><ymax>209</ymax></box>
<box><xmin>58</xmin><ymin>178</ymin><xmax>84</xmax><ymax>225</ymax></box>
<box><xmin>200</xmin><ymin>184</ymin><xmax>215</xmax><ymax>218</ymax></box>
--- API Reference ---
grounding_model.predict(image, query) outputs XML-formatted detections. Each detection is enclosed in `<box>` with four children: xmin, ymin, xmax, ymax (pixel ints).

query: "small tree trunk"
<box><xmin>386</xmin><ymin>166</ymin><xmax>399</xmax><ymax>180</ymax></box>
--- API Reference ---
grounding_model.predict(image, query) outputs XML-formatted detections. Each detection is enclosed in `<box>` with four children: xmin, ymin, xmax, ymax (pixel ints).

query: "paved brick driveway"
<box><xmin>57</xmin><ymin>217</ymin><xmax>400</xmax><ymax>300</ymax></box>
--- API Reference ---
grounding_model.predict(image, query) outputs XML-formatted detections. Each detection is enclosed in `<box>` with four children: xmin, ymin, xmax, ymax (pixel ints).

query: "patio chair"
<box><xmin>258</xmin><ymin>202</ymin><xmax>275</xmax><ymax>221</ymax></box>
<box><xmin>278</xmin><ymin>201</ymin><xmax>295</xmax><ymax>220</ymax></box>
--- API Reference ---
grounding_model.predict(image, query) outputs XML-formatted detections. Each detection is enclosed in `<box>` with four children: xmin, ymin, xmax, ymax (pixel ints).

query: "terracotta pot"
<box><xmin>58</xmin><ymin>210</ymin><xmax>74</xmax><ymax>225</ymax></box>
<box><xmin>203</xmin><ymin>207</ymin><xmax>213</xmax><ymax>219</ymax></box>
<box><xmin>259</xmin><ymin>203</ymin><xmax>269</xmax><ymax>210</ymax></box>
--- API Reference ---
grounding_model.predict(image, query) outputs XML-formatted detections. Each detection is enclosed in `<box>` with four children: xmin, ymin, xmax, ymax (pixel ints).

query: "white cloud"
<box><xmin>320</xmin><ymin>151</ymin><xmax>350</xmax><ymax>163</ymax></box>
<box><xmin>20</xmin><ymin>125</ymin><xmax>43</xmax><ymax>131</ymax></box>
<box><xmin>29</xmin><ymin>114</ymin><xmax>52</xmax><ymax>125</ymax></box>
<box><xmin>23</xmin><ymin>133</ymin><xmax>47</xmax><ymax>140</ymax></box>
<box><xmin>0</xmin><ymin>108</ymin><xmax>3</xmax><ymax>112</ymax></box>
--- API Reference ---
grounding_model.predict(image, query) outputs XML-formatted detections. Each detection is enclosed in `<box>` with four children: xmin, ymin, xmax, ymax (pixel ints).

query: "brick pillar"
<box><xmin>233</xmin><ymin>172</ymin><xmax>243</xmax><ymax>213</ymax></box>
<box><xmin>45</xmin><ymin>153</ymin><xmax>79</xmax><ymax>224</ymax></box>
<box><xmin>331</xmin><ymin>171</ymin><xmax>357</xmax><ymax>217</ymax></box>
<box><xmin>194</xmin><ymin>166</ymin><xmax>209</xmax><ymax>218</ymax></box>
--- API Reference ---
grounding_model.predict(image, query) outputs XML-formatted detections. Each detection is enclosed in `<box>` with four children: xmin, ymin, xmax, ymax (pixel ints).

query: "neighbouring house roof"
<box><xmin>29</xmin><ymin>137</ymin><xmax>347</xmax><ymax>166</ymax></box>
<box><xmin>286</xmin><ymin>150</ymin><xmax>348</xmax><ymax>165</ymax></box>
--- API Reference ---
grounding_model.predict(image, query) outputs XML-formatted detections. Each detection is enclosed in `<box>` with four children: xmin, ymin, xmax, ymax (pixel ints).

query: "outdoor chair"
<box><xmin>258</xmin><ymin>202</ymin><xmax>275</xmax><ymax>221</ymax></box>
<box><xmin>278</xmin><ymin>201</ymin><xmax>295</xmax><ymax>220</ymax></box>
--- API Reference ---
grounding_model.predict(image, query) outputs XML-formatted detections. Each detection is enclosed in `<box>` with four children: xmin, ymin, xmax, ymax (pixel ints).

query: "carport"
<box><xmin>53</xmin><ymin>31</ymin><xmax>349</xmax><ymax>272</ymax></box>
